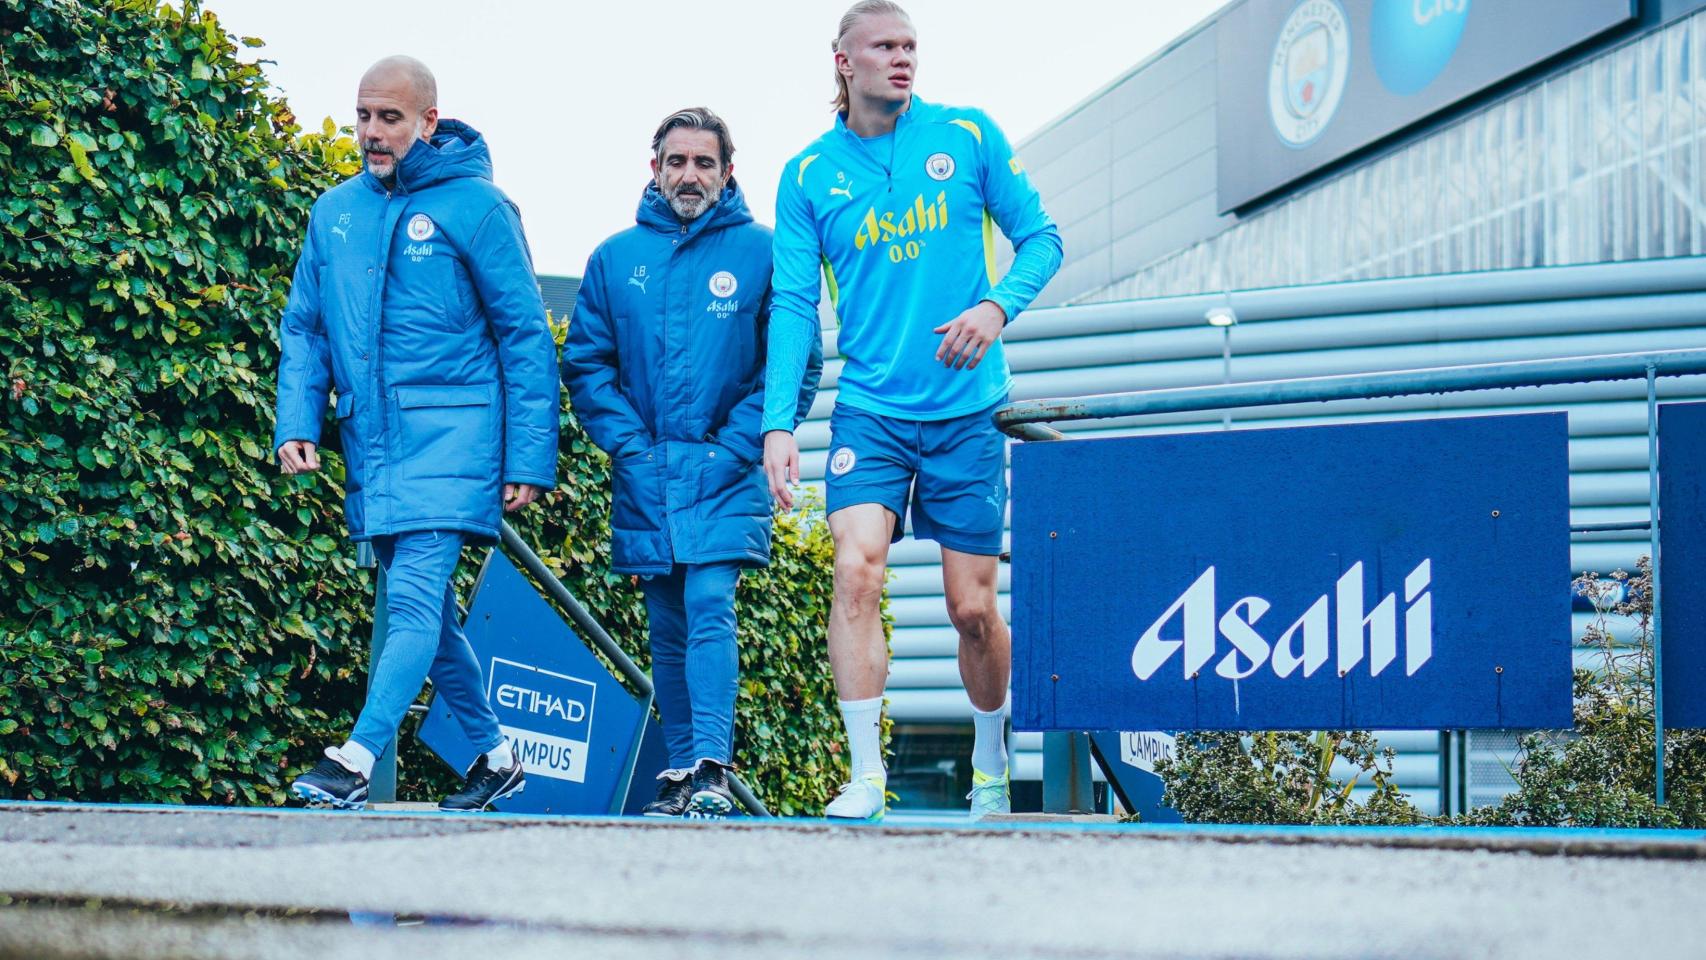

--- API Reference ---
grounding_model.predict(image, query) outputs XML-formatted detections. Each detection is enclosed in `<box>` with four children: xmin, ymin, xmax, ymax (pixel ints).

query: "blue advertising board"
<box><xmin>418</xmin><ymin>551</ymin><xmax>653</xmax><ymax>814</ymax></box>
<box><xmin>1659</xmin><ymin>402</ymin><xmax>1706</xmax><ymax>729</ymax></box>
<box><xmin>1011</xmin><ymin>414</ymin><xmax>1573</xmax><ymax>731</ymax></box>
<box><xmin>1216</xmin><ymin>0</ymin><xmax>1636</xmax><ymax>211</ymax></box>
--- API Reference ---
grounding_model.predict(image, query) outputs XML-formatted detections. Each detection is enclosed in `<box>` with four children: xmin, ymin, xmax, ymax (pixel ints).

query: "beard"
<box><xmin>362</xmin><ymin>117</ymin><xmax>426</xmax><ymax>180</ymax></box>
<box><xmin>662</xmin><ymin>174</ymin><xmax>725</xmax><ymax>221</ymax></box>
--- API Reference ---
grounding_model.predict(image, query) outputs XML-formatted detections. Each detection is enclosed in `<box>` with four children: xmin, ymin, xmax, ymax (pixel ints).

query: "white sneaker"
<box><xmin>825</xmin><ymin>773</ymin><xmax>887</xmax><ymax>822</ymax></box>
<box><xmin>967</xmin><ymin>766</ymin><xmax>1010</xmax><ymax>822</ymax></box>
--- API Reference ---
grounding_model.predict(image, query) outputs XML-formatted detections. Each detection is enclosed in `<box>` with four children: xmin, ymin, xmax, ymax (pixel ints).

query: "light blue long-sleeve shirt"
<box><xmin>761</xmin><ymin>97</ymin><xmax>1063</xmax><ymax>433</ymax></box>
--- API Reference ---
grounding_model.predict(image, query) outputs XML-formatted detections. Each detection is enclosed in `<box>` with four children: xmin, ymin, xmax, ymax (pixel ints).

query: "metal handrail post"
<box><xmin>497</xmin><ymin>522</ymin><xmax>772</xmax><ymax>818</ymax></box>
<box><xmin>1647</xmin><ymin>366</ymin><xmax>1667</xmax><ymax>806</ymax></box>
<box><xmin>499</xmin><ymin>523</ymin><xmax>651</xmax><ymax>693</ymax></box>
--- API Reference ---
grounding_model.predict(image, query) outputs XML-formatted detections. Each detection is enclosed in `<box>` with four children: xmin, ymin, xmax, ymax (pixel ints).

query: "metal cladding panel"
<box><xmin>1659</xmin><ymin>401</ymin><xmax>1706</xmax><ymax>727</ymax></box>
<box><xmin>1011</xmin><ymin>413</ymin><xmax>1574</xmax><ymax>732</ymax></box>
<box><xmin>418</xmin><ymin>552</ymin><xmax>649</xmax><ymax>814</ymax></box>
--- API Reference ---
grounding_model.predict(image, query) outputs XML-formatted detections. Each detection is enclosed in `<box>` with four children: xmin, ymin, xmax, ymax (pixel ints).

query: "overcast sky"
<box><xmin>207</xmin><ymin>0</ymin><xmax>1227</xmax><ymax>277</ymax></box>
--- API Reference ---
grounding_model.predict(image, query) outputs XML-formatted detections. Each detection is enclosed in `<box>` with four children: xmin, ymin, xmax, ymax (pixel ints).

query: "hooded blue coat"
<box><xmin>562</xmin><ymin>181</ymin><xmax>821</xmax><ymax>575</ymax></box>
<box><xmin>273</xmin><ymin>120</ymin><xmax>558</xmax><ymax>543</ymax></box>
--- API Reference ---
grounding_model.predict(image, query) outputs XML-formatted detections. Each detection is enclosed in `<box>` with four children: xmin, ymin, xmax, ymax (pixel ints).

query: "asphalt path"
<box><xmin>1</xmin><ymin>804</ymin><xmax>1703</xmax><ymax>959</ymax></box>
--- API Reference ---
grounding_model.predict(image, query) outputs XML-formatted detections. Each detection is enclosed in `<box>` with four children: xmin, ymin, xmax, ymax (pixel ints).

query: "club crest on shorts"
<box><xmin>925</xmin><ymin>152</ymin><xmax>955</xmax><ymax>181</ymax></box>
<box><xmin>708</xmin><ymin>270</ymin><xmax>738</xmax><ymax>298</ymax></box>
<box><xmin>829</xmin><ymin>446</ymin><xmax>857</xmax><ymax>476</ymax></box>
<box><xmin>406</xmin><ymin>213</ymin><xmax>436</xmax><ymax>241</ymax></box>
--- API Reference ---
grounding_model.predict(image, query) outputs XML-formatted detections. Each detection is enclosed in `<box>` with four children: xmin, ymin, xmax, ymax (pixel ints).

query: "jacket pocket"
<box><xmin>395</xmin><ymin>383</ymin><xmax>496</xmax><ymax>480</ymax></box>
<box><xmin>610</xmin><ymin>446</ymin><xmax>661</xmax><ymax>534</ymax></box>
<box><xmin>451</xmin><ymin>258</ymin><xmax>479</xmax><ymax>328</ymax></box>
<box><xmin>334</xmin><ymin>393</ymin><xmax>365</xmax><ymax>490</ymax></box>
<box><xmin>698</xmin><ymin>443</ymin><xmax>768</xmax><ymax>520</ymax></box>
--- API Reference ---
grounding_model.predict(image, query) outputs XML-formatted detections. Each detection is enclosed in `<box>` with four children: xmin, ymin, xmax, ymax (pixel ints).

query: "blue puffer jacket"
<box><xmin>273</xmin><ymin>120</ymin><xmax>559</xmax><ymax>543</ymax></box>
<box><xmin>562</xmin><ymin>181</ymin><xmax>821</xmax><ymax>575</ymax></box>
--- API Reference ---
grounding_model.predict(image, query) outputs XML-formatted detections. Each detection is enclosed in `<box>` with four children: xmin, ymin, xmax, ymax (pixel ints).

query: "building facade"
<box><xmin>793</xmin><ymin>0</ymin><xmax>1706</xmax><ymax>814</ymax></box>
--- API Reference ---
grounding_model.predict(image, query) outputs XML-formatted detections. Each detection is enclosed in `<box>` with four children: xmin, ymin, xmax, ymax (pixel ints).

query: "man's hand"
<box><xmin>763</xmin><ymin>430</ymin><xmax>800</xmax><ymax>510</ymax></box>
<box><xmin>277</xmin><ymin>440</ymin><xmax>320</xmax><ymax>475</ymax></box>
<box><xmin>933</xmin><ymin>300</ymin><xmax>1007</xmax><ymax>370</ymax></box>
<box><xmin>504</xmin><ymin>483</ymin><xmax>544</xmax><ymax>512</ymax></box>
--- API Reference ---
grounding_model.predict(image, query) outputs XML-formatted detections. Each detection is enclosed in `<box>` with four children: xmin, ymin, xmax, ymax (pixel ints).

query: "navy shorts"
<box><xmin>824</xmin><ymin>400</ymin><xmax>1008</xmax><ymax>556</ymax></box>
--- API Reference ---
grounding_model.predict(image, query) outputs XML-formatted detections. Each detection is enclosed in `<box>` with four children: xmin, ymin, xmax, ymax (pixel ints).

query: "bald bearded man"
<box><xmin>274</xmin><ymin>56</ymin><xmax>559</xmax><ymax>812</ymax></box>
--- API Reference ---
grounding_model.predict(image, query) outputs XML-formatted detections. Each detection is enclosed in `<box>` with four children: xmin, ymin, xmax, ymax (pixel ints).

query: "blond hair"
<box><xmin>831</xmin><ymin>1</ymin><xmax>911</xmax><ymax>114</ymax></box>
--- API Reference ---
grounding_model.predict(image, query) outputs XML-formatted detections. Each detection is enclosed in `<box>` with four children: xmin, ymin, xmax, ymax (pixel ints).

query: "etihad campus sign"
<box><xmin>1132</xmin><ymin>559</ymin><xmax>1433</xmax><ymax>682</ymax></box>
<box><xmin>1009</xmin><ymin>414</ymin><xmax>1573</xmax><ymax>732</ymax></box>
<box><xmin>418</xmin><ymin>553</ymin><xmax>654</xmax><ymax>815</ymax></box>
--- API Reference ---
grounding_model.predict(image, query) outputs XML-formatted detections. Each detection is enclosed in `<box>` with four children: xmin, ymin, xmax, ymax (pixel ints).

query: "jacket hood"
<box><xmin>380</xmin><ymin>119</ymin><xmax>492</xmax><ymax>193</ymax></box>
<box><xmin>635</xmin><ymin>178</ymin><xmax>753</xmax><ymax>236</ymax></box>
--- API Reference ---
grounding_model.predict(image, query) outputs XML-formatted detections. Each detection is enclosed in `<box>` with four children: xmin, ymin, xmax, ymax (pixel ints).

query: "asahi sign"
<box><xmin>1011</xmin><ymin>414</ymin><xmax>1573</xmax><ymax>731</ymax></box>
<box><xmin>1132</xmin><ymin>559</ymin><xmax>1434</xmax><ymax>682</ymax></box>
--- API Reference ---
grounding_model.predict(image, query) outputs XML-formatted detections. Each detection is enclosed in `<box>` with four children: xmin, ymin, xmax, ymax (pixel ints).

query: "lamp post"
<box><xmin>1205</xmin><ymin>304</ymin><xmax>1237</xmax><ymax>429</ymax></box>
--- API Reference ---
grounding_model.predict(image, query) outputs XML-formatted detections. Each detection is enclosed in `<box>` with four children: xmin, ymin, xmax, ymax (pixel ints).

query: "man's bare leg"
<box><xmin>824</xmin><ymin>502</ymin><xmax>897</xmax><ymax>818</ymax></box>
<box><xmin>944</xmin><ymin>546</ymin><xmax>1012</xmax><ymax>815</ymax></box>
<box><xmin>942</xmin><ymin>546</ymin><xmax>1008</xmax><ymax>711</ymax></box>
<box><xmin>827</xmin><ymin>502</ymin><xmax>896</xmax><ymax>700</ymax></box>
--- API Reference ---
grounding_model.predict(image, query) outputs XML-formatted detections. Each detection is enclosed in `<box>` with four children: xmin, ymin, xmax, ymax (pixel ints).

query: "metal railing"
<box><xmin>361</xmin><ymin>524</ymin><xmax>771</xmax><ymax>817</ymax></box>
<box><xmin>997</xmin><ymin>347</ymin><xmax>1706</xmax><ymax>811</ymax></box>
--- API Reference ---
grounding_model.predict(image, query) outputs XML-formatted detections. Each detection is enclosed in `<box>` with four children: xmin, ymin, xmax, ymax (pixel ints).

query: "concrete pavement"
<box><xmin>1</xmin><ymin>803</ymin><xmax>1703</xmax><ymax>959</ymax></box>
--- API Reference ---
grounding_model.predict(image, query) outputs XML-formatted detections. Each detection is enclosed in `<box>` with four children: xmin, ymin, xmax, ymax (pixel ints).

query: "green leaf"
<box><xmin>30</xmin><ymin>125</ymin><xmax>60</xmax><ymax>148</ymax></box>
<box><xmin>67</xmin><ymin>140</ymin><xmax>97</xmax><ymax>181</ymax></box>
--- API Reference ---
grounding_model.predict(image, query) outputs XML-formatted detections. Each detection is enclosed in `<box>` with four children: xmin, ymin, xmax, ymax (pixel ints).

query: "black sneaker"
<box><xmin>291</xmin><ymin>747</ymin><xmax>370</xmax><ymax>810</ymax></box>
<box><xmin>684</xmin><ymin>759</ymin><xmax>736</xmax><ymax>819</ymax></box>
<box><xmin>439</xmin><ymin>753</ymin><xmax>525</xmax><ymax>812</ymax></box>
<box><xmin>641</xmin><ymin>770</ymin><xmax>695</xmax><ymax>818</ymax></box>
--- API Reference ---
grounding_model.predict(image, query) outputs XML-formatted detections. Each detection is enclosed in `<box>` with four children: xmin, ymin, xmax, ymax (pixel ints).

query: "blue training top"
<box><xmin>761</xmin><ymin>97</ymin><xmax>1062</xmax><ymax>432</ymax></box>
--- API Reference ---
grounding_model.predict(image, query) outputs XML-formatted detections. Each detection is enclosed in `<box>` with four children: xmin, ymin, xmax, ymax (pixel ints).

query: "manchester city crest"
<box><xmin>406</xmin><ymin>213</ymin><xmax>436</xmax><ymax>241</ymax></box>
<box><xmin>708</xmin><ymin>270</ymin><xmax>738</xmax><ymax>298</ymax></box>
<box><xmin>1268</xmin><ymin>0</ymin><xmax>1350</xmax><ymax>148</ymax></box>
<box><xmin>829</xmin><ymin>447</ymin><xmax>857</xmax><ymax>476</ymax></box>
<box><xmin>925</xmin><ymin>152</ymin><xmax>955</xmax><ymax>181</ymax></box>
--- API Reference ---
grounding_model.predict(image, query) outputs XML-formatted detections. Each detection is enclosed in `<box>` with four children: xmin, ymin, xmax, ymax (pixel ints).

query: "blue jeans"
<box><xmin>349</xmin><ymin>531</ymin><xmax>504</xmax><ymax>759</ymax></box>
<box><xmin>641</xmin><ymin>562</ymin><xmax>742</xmax><ymax>767</ymax></box>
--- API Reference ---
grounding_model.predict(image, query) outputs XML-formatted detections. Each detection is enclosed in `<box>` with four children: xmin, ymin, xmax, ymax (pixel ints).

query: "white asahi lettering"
<box><xmin>1130</xmin><ymin>559</ymin><xmax>1434</xmax><ymax>682</ymax></box>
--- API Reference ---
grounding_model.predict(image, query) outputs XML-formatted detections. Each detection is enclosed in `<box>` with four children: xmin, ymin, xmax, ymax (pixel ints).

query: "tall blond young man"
<box><xmin>762</xmin><ymin>2</ymin><xmax>1062</xmax><ymax>821</ymax></box>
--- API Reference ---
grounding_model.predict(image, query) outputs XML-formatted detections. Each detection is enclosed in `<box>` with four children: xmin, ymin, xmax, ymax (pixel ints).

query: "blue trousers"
<box><xmin>640</xmin><ymin>562</ymin><xmax>742</xmax><ymax>768</ymax></box>
<box><xmin>350</xmin><ymin>531</ymin><xmax>504</xmax><ymax>759</ymax></box>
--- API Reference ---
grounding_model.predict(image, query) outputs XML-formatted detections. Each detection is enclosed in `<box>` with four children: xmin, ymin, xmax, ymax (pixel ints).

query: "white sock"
<box><xmin>486</xmin><ymin>737</ymin><xmax>514</xmax><ymax>770</ymax></box>
<box><xmin>838</xmin><ymin>696</ymin><xmax>886</xmax><ymax>780</ymax></box>
<box><xmin>971</xmin><ymin>698</ymin><xmax>1009</xmax><ymax>775</ymax></box>
<box><xmin>337</xmin><ymin>740</ymin><xmax>377</xmax><ymax>780</ymax></box>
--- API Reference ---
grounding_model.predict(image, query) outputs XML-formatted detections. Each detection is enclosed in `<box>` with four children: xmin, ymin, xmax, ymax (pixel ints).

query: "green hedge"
<box><xmin>0</xmin><ymin>0</ymin><xmax>872</xmax><ymax>816</ymax></box>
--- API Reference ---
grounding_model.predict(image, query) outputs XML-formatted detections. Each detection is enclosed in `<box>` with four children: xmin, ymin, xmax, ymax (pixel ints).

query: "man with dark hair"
<box><xmin>563</xmin><ymin>107</ymin><xmax>820</xmax><ymax>818</ymax></box>
<box><xmin>763</xmin><ymin>3</ymin><xmax>1062</xmax><ymax>821</ymax></box>
<box><xmin>276</xmin><ymin>56</ymin><xmax>559</xmax><ymax>812</ymax></box>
